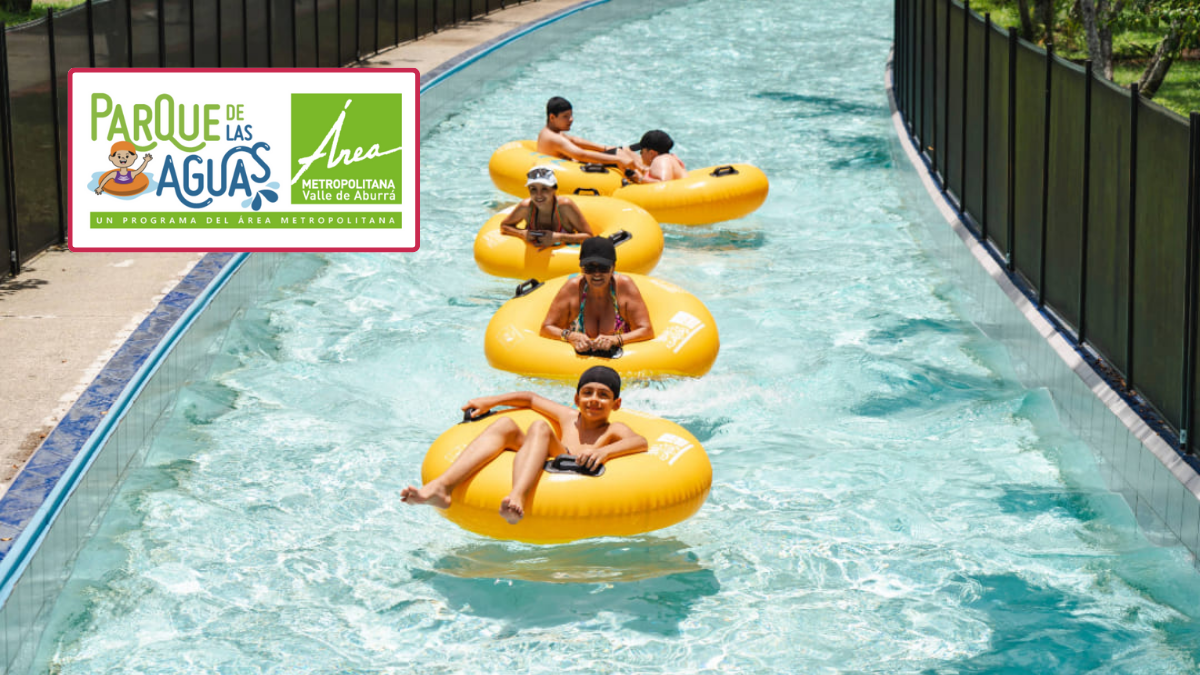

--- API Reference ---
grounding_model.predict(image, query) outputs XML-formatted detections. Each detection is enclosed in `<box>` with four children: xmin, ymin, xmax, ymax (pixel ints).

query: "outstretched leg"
<box><xmin>402</xmin><ymin>417</ymin><xmax>524</xmax><ymax>509</ymax></box>
<box><xmin>500</xmin><ymin>420</ymin><xmax>565</xmax><ymax>524</ymax></box>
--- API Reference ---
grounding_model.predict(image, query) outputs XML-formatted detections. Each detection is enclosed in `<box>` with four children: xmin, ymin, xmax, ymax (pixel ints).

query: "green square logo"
<box><xmin>290</xmin><ymin>93</ymin><xmax>403</xmax><ymax>205</ymax></box>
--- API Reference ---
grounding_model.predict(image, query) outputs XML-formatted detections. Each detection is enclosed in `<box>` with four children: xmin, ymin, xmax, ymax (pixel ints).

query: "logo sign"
<box><xmin>68</xmin><ymin>69</ymin><xmax>419</xmax><ymax>252</ymax></box>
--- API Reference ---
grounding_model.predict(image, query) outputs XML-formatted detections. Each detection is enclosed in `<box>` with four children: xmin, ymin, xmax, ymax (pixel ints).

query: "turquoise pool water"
<box><xmin>35</xmin><ymin>0</ymin><xmax>1200</xmax><ymax>672</ymax></box>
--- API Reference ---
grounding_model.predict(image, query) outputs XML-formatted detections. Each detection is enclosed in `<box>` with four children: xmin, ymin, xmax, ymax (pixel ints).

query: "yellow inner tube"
<box><xmin>611</xmin><ymin>164</ymin><xmax>769</xmax><ymax>225</ymax></box>
<box><xmin>489</xmin><ymin>140</ymin><xmax>624</xmax><ymax>198</ymax></box>
<box><xmin>474</xmin><ymin>196</ymin><xmax>664</xmax><ymax>280</ymax></box>
<box><xmin>484</xmin><ymin>272</ymin><xmax>719</xmax><ymax>381</ymax></box>
<box><xmin>422</xmin><ymin>408</ymin><xmax>712</xmax><ymax>544</ymax></box>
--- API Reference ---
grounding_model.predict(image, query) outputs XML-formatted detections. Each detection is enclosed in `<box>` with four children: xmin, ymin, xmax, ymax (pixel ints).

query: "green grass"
<box><xmin>0</xmin><ymin>1</ymin><xmax>83</xmax><ymax>27</ymax></box>
<box><xmin>1114</xmin><ymin>61</ymin><xmax>1200</xmax><ymax>117</ymax></box>
<box><xmin>955</xmin><ymin>0</ymin><xmax>1198</xmax><ymax>115</ymax></box>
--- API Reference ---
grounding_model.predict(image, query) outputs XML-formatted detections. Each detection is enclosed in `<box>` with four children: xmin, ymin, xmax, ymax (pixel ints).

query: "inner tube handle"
<box><xmin>544</xmin><ymin>454</ymin><xmax>605</xmax><ymax>477</ymax></box>
<box><xmin>460</xmin><ymin>407</ymin><xmax>499</xmax><ymax>424</ymax></box>
<box><xmin>573</xmin><ymin>187</ymin><xmax>601</xmax><ymax>196</ymax></box>
<box><xmin>514</xmin><ymin>278</ymin><xmax>543</xmax><ymax>298</ymax></box>
<box><xmin>581</xmin><ymin>163</ymin><xmax>610</xmax><ymax>174</ymax></box>
<box><xmin>607</xmin><ymin>229</ymin><xmax>632</xmax><ymax>247</ymax></box>
<box><xmin>710</xmin><ymin>165</ymin><xmax>739</xmax><ymax>177</ymax></box>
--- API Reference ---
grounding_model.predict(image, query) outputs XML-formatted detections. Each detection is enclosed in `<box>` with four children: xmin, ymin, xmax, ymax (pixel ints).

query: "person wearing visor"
<box><xmin>400</xmin><ymin>366</ymin><xmax>647</xmax><ymax>524</ymax></box>
<box><xmin>537</xmin><ymin>96</ymin><xmax>642</xmax><ymax>174</ymax></box>
<box><xmin>630</xmin><ymin>130</ymin><xmax>686</xmax><ymax>183</ymax></box>
<box><xmin>541</xmin><ymin>236</ymin><xmax>653</xmax><ymax>354</ymax></box>
<box><xmin>499</xmin><ymin>166</ymin><xmax>593</xmax><ymax>249</ymax></box>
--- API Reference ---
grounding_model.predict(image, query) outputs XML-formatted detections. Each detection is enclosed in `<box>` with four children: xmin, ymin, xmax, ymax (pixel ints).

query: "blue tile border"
<box><xmin>0</xmin><ymin>252</ymin><xmax>238</xmax><ymax>563</ymax></box>
<box><xmin>418</xmin><ymin>0</ymin><xmax>611</xmax><ymax>93</ymax></box>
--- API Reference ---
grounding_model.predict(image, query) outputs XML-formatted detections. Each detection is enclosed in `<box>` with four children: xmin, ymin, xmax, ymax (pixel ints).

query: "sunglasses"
<box><xmin>582</xmin><ymin>263</ymin><xmax>613</xmax><ymax>274</ymax></box>
<box><xmin>527</xmin><ymin>168</ymin><xmax>555</xmax><ymax>180</ymax></box>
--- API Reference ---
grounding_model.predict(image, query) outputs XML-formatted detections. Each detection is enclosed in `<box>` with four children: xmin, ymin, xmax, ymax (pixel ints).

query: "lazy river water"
<box><xmin>33</xmin><ymin>0</ymin><xmax>1200</xmax><ymax>672</ymax></box>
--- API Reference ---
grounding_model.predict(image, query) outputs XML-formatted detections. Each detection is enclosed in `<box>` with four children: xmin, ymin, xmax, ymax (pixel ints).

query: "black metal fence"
<box><xmin>0</xmin><ymin>0</ymin><xmax>531</xmax><ymax>279</ymax></box>
<box><xmin>894</xmin><ymin>0</ymin><xmax>1200</xmax><ymax>453</ymax></box>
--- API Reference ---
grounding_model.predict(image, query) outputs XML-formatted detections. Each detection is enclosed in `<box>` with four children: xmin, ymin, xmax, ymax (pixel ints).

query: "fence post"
<box><xmin>293</xmin><ymin>0</ymin><xmax>298</xmax><ymax>65</ymax></box>
<box><xmin>47</xmin><ymin>10</ymin><xmax>66</xmax><ymax>244</ymax></box>
<box><xmin>394</xmin><ymin>0</ymin><xmax>399</xmax><ymax>46</ymax></box>
<box><xmin>217</xmin><ymin>0</ymin><xmax>223</xmax><ymax>67</ymax></box>
<box><xmin>86</xmin><ymin>0</ymin><xmax>96</xmax><ymax>67</ymax></box>
<box><xmin>126</xmin><ymin>0</ymin><xmax>134</xmax><ymax>66</ymax></box>
<box><xmin>901</xmin><ymin>0</ymin><xmax>909</xmax><ymax>128</ymax></box>
<box><xmin>1126</xmin><ymin>83</ymin><xmax>1140</xmax><ymax>387</ymax></box>
<box><xmin>1006</xmin><ymin>29</ymin><xmax>1016</xmax><ymax>271</ymax></box>
<box><xmin>267</xmin><ymin>0</ymin><xmax>274</xmax><ymax>67</ymax></box>
<box><xmin>189</xmin><ymin>0</ymin><xmax>196</xmax><ymax>66</ymax></box>
<box><xmin>931</xmin><ymin>0</ymin><xmax>939</xmax><ymax>183</ymax></box>
<box><xmin>157</xmin><ymin>0</ymin><xmax>166</xmax><ymax>67</ymax></box>
<box><xmin>242</xmin><ymin>0</ymin><xmax>249</xmax><ymax>66</ymax></box>
<box><xmin>314</xmin><ymin>0</ymin><xmax>320</xmax><ymax>66</ymax></box>
<box><xmin>1079</xmin><ymin>60</ymin><xmax>1093</xmax><ymax>343</ymax></box>
<box><xmin>1037</xmin><ymin>47</ymin><xmax>1052</xmax><ymax>306</ymax></box>
<box><xmin>355</xmin><ymin>0</ymin><xmax>362</xmax><ymax>62</ymax></box>
<box><xmin>1183</xmin><ymin>111</ymin><xmax>1200</xmax><ymax>454</ymax></box>
<box><xmin>337</xmin><ymin>0</ymin><xmax>342</xmax><ymax>64</ymax></box>
<box><xmin>375</xmin><ymin>0</ymin><xmax>380</xmax><ymax>54</ymax></box>
<box><xmin>0</xmin><ymin>25</ymin><xmax>20</xmax><ymax>275</ymax></box>
<box><xmin>941</xmin><ymin>0</ymin><xmax>950</xmax><ymax>193</ymax></box>
<box><xmin>981</xmin><ymin>13</ymin><xmax>990</xmax><ymax>241</ymax></box>
<box><xmin>960</xmin><ymin>0</ymin><xmax>968</xmax><ymax>209</ymax></box>
<box><xmin>918</xmin><ymin>0</ymin><xmax>925</xmax><ymax>152</ymax></box>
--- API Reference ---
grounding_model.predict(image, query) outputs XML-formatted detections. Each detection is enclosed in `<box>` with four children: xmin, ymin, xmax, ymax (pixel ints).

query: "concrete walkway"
<box><xmin>0</xmin><ymin>0</ymin><xmax>587</xmax><ymax>496</ymax></box>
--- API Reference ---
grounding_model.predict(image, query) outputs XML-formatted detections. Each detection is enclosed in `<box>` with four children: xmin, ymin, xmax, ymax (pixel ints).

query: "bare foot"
<box><xmin>499</xmin><ymin>495</ymin><xmax>524</xmax><ymax>524</ymax></box>
<box><xmin>400</xmin><ymin>484</ymin><xmax>452</xmax><ymax>509</ymax></box>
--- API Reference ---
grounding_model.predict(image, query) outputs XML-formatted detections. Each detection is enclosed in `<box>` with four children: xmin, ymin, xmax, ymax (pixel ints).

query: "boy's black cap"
<box><xmin>577</xmin><ymin>365</ymin><xmax>621</xmax><ymax>398</ymax></box>
<box><xmin>630</xmin><ymin>130</ymin><xmax>673</xmax><ymax>153</ymax></box>
<box><xmin>579</xmin><ymin>237</ymin><xmax>617</xmax><ymax>267</ymax></box>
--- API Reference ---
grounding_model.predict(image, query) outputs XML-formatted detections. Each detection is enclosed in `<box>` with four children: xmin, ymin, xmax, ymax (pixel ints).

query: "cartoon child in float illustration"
<box><xmin>94</xmin><ymin>141</ymin><xmax>153</xmax><ymax>196</ymax></box>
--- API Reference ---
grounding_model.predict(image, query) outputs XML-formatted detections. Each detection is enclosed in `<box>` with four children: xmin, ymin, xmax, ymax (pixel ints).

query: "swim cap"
<box><xmin>546</xmin><ymin>96</ymin><xmax>572</xmax><ymax>116</ymax></box>
<box><xmin>109</xmin><ymin>141</ymin><xmax>137</xmax><ymax>155</ymax></box>
<box><xmin>577</xmin><ymin>365</ymin><xmax>621</xmax><ymax>398</ymax></box>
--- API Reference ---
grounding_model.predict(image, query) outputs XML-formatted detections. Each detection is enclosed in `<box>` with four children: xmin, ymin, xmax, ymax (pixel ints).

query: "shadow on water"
<box><xmin>663</xmin><ymin>228</ymin><xmax>765</xmax><ymax>251</ymax></box>
<box><xmin>753</xmin><ymin>91</ymin><xmax>889</xmax><ymax>119</ymax></box>
<box><xmin>672</xmin><ymin>416</ymin><xmax>731</xmax><ymax>444</ymax></box>
<box><xmin>923</xmin><ymin>573</ymin><xmax>1200</xmax><ymax>674</ymax></box>
<box><xmin>819</xmin><ymin>131</ymin><xmax>893</xmax><ymax>171</ymax></box>
<box><xmin>850</xmin><ymin>357</ymin><xmax>1010</xmax><ymax>418</ymax></box>
<box><xmin>422</xmin><ymin>536</ymin><xmax>720</xmax><ymax>636</ymax></box>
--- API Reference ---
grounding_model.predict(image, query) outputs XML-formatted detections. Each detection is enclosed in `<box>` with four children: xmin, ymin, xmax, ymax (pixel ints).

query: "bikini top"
<box><xmin>527</xmin><ymin>199</ymin><xmax>563</xmax><ymax>233</ymax></box>
<box><xmin>574</xmin><ymin>275</ymin><xmax>629</xmax><ymax>335</ymax></box>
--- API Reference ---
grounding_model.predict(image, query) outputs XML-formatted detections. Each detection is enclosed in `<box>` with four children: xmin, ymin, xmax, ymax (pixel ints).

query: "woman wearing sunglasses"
<box><xmin>541</xmin><ymin>237</ymin><xmax>654</xmax><ymax>354</ymax></box>
<box><xmin>499</xmin><ymin>166</ymin><xmax>593</xmax><ymax>249</ymax></box>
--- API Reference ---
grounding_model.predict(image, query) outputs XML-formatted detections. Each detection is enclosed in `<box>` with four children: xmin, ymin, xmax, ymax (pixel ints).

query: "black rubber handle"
<box><xmin>460</xmin><ymin>407</ymin><xmax>498</xmax><ymax>424</ymax></box>
<box><xmin>581</xmin><ymin>163</ymin><xmax>611</xmax><ymax>174</ymax></box>
<box><xmin>514</xmin><ymin>278</ymin><xmax>543</xmax><ymax>298</ymax></box>
<box><xmin>580</xmin><ymin>345</ymin><xmax>623</xmax><ymax>360</ymax></box>
<box><xmin>573</xmin><ymin>187</ymin><xmax>601</xmax><ymax>196</ymax></box>
<box><xmin>607</xmin><ymin>229</ymin><xmax>632</xmax><ymax>246</ymax></box>
<box><xmin>710</xmin><ymin>165</ymin><xmax>739</xmax><ymax>177</ymax></box>
<box><xmin>543</xmin><ymin>454</ymin><xmax>605</xmax><ymax>477</ymax></box>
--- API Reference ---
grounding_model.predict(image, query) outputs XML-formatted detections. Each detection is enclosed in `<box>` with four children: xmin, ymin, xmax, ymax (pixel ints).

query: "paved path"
<box><xmin>0</xmin><ymin>0</ymin><xmax>586</xmax><ymax>496</ymax></box>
